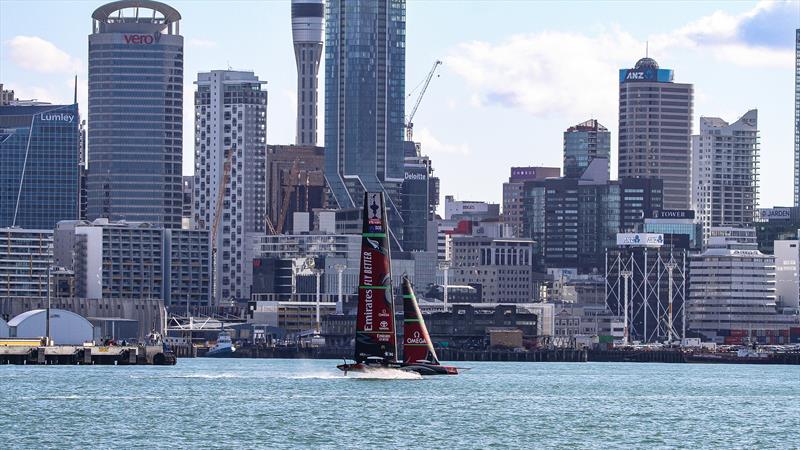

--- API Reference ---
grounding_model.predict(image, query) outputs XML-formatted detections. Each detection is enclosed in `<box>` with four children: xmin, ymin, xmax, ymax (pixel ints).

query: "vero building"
<box><xmin>87</xmin><ymin>1</ymin><xmax>184</xmax><ymax>228</ymax></box>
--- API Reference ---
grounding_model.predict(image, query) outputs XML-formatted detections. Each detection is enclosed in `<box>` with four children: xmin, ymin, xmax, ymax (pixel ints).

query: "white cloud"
<box><xmin>445</xmin><ymin>1</ymin><xmax>796</xmax><ymax>119</ymax></box>
<box><xmin>415</xmin><ymin>127</ymin><xmax>471</xmax><ymax>155</ymax></box>
<box><xmin>446</xmin><ymin>28</ymin><xmax>639</xmax><ymax>119</ymax></box>
<box><xmin>5</xmin><ymin>35</ymin><xmax>82</xmax><ymax>74</ymax></box>
<box><xmin>187</xmin><ymin>38</ymin><xmax>219</xmax><ymax>49</ymax></box>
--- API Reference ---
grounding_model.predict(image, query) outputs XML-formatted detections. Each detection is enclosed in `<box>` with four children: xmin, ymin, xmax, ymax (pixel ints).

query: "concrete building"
<box><xmin>87</xmin><ymin>1</ymin><xmax>183</xmax><ymax>228</ymax></box>
<box><xmin>0</xmin><ymin>104</ymin><xmax>81</xmax><ymax>229</ymax></box>
<box><xmin>688</xmin><ymin>227</ymin><xmax>798</xmax><ymax>344</ymax></box>
<box><xmin>193</xmin><ymin>70</ymin><xmax>268</xmax><ymax>302</ymax></box>
<box><xmin>502</xmin><ymin>166</ymin><xmax>559</xmax><ymax>238</ymax></box>
<box><xmin>618</xmin><ymin>57</ymin><xmax>693</xmax><ymax>209</ymax></box>
<box><xmin>291</xmin><ymin>0</ymin><xmax>323</xmax><ymax>146</ymax></box>
<box><xmin>324</xmin><ymin>0</ymin><xmax>406</xmax><ymax>250</ymax></box>
<box><xmin>692</xmin><ymin>110</ymin><xmax>759</xmax><ymax>238</ymax></box>
<box><xmin>266</xmin><ymin>144</ymin><xmax>326</xmax><ymax>234</ymax></box>
<box><xmin>71</xmin><ymin>219</ymin><xmax>210</xmax><ymax>307</ymax></box>
<box><xmin>774</xmin><ymin>240</ymin><xmax>800</xmax><ymax>312</ymax></box>
<box><xmin>450</xmin><ymin>236</ymin><xmax>539</xmax><ymax>303</ymax></box>
<box><xmin>795</xmin><ymin>29</ymin><xmax>800</xmax><ymax>207</ymax></box>
<box><xmin>564</xmin><ymin>119</ymin><xmax>610</xmax><ymax>179</ymax></box>
<box><xmin>0</xmin><ymin>228</ymin><xmax>53</xmax><ymax>298</ymax></box>
<box><xmin>445</xmin><ymin>195</ymin><xmax>500</xmax><ymax>222</ymax></box>
<box><xmin>0</xmin><ymin>84</ymin><xmax>16</xmax><ymax>105</ymax></box>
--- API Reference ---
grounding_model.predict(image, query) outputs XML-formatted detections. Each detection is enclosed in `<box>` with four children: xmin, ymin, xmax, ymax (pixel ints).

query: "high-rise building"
<box><xmin>774</xmin><ymin>240</ymin><xmax>800</xmax><ymax>312</ymax></box>
<box><xmin>692</xmin><ymin>110</ymin><xmax>759</xmax><ymax>238</ymax></box>
<box><xmin>87</xmin><ymin>1</ymin><xmax>183</xmax><ymax>228</ymax></box>
<box><xmin>502</xmin><ymin>166</ymin><xmax>560</xmax><ymax>238</ymax></box>
<box><xmin>193</xmin><ymin>70</ymin><xmax>267</xmax><ymax>303</ymax></box>
<box><xmin>400</xmin><ymin>141</ymin><xmax>439</xmax><ymax>252</ymax></box>
<box><xmin>324</xmin><ymin>0</ymin><xmax>406</xmax><ymax>249</ymax></box>
<box><xmin>618</xmin><ymin>57</ymin><xmax>693</xmax><ymax>209</ymax></box>
<box><xmin>563</xmin><ymin>119</ymin><xmax>610</xmax><ymax>178</ymax></box>
<box><xmin>522</xmin><ymin>158</ymin><xmax>663</xmax><ymax>272</ymax></box>
<box><xmin>0</xmin><ymin>104</ymin><xmax>81</xmax><ymax>229</ymax></box>
<box><xmin>292</xmin><ymin>0</ymin><xmax>324</xmax><ymax>146</ymax></box>
<box><xmin>794</xmin><ymin>29</ymin><xmax>800</xmax><ymax>206</ymax></box>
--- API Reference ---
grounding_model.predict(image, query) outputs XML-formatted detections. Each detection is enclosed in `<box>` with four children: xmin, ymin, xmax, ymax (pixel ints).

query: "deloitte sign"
<box><xmin>616</xmin><ymin>233</ymin><xmax>664</xmax><ymax>248</ymax></box>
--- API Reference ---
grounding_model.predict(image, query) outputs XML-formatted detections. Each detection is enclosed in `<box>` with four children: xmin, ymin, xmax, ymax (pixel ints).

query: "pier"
<box><xmin>0</xmin><ymin>343</ymin><xmax>177</xmax><ymax>365</ymax></box>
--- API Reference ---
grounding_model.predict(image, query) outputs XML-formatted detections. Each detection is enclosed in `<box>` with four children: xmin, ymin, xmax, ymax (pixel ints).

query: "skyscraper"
<box><xmin>87</xmin><ymin>1</ymin><xmax>183</xmax><ymax>228</ymax></box>
<box><xmin>692</xmin><ymin>110</ymin><xmax>759</xmax><ymax>236</ymax></box>
<box><xmin>794</xmin><ymin>29</ymin><xmax>799</xmax><ymax>206</ymax></box>
<box><xmin>193</xmin><ymin>70</ymin><xmax>267</xmax><ymax>303</ymax></box>
<box><xmin>502</xmin><ymin>166</ymin><xmax>560</xmax><ymax>238</ymax></box>
<box><xmin>618</xmin><ymin>57</ymin><xmax>693</xmax><ymax>209</ymax></box>
<box><xmin>0</xmin><ymin>104</ymin><xmax>81</xmax><ymax>229</ymax></box>
<box><xmin>324</xmin><ymin>0</ymin><xmax>406</xmax><ymax>249</ymax></box>
<box><xmin>563</xmin><ymin>119</ymin><xmax>610</xmax><ymax>179</ymax></box>
<box><xmin>292</xmin><ymin>0</ymin><xmax>323</xmax><ymax>146</ymax></box>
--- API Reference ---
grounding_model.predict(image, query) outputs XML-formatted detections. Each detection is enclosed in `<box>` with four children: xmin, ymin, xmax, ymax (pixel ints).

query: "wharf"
<box><xmin>0</xmin><ymin>343</ymin><xmax>177</xmax><ymax>365</ymax></box>
<box><xmin>588</xmin><ymin>349</ymin><xmax>800</xmax><ymax>365</ymax></box>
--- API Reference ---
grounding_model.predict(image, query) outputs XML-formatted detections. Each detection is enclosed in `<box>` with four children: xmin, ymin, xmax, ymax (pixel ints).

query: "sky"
<box><xmin>1</xmin><ymin>0</ymin><xmax>799</xmax><ymax>210</ymax></box>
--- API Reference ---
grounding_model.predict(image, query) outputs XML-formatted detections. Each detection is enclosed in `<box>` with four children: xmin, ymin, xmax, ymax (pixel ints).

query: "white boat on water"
<box><xmin>205</xmin><ymin>332</ymin><xmax>235</xmax><ymax>357</ymax></box>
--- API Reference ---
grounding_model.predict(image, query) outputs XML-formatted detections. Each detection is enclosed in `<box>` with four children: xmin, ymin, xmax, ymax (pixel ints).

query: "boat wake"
<box><xmin>348</xmin><ymin>368</ymin><xmax>422</xmax><ymax>380</ymax></box>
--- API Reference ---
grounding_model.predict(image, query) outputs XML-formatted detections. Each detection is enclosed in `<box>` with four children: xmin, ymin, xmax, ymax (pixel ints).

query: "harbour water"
<box><xmin>1</xmin><ymin>359</ymin><xmax>798</xmax><ymax>449</ymax></box>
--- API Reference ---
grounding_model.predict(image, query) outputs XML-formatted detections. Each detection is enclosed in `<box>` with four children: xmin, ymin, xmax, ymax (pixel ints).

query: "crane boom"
<box><xmin>406</xmin><ymin>60</ymin><xmax>442</xmax><ymax>141</ymax></box>
<box><xmin>275</xmin><ymin>159</ymin><xmax>301</xmax><ymax>234</ymax></box>
<box><xmin>211</xmin><ymin>149</ymin><xmax>233</xmax><ymax>251</ymax></box>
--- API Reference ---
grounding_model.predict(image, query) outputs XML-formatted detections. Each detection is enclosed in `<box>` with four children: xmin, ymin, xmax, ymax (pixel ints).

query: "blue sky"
<box><xmin>1</xmin><ymin>0</ymin><xmax>798</xmax><ymax>208</ymax></box>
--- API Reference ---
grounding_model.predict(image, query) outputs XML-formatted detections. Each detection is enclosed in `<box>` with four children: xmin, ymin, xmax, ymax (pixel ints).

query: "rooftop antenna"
<box><xmin>646</xmin><ymin>41</ymin><xmax>649</xmax><ymax>58</ymax></box>
<box><xmin>73</xmin><ymin>75</ymin><xmax>78</xmax><ymax>104</ymax></box>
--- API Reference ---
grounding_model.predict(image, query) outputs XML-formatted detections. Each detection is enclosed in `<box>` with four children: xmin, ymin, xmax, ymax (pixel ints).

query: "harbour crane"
<box><xmin>405</xmin><ymin>59</ymin><xmax>442</xmax><ymax>142</ymax></box>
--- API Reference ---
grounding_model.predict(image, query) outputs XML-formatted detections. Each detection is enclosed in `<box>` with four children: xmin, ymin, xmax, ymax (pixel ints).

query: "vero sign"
<box><xmin>124</xmin><ymin>33</ymin><xmax>159</xmax><ymax>44</ymax></box>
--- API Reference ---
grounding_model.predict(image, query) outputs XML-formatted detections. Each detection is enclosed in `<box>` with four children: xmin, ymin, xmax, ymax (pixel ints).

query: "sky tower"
<box><xmin>292</xmin><ymin>0</ymin><xmax>323</xmax><ymax>146</ymax></box>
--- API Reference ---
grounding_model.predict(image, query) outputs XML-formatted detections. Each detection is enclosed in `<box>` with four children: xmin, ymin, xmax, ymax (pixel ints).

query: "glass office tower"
<box><xmin>87</xmin><ymin>1</ymin><xmax>183</xmax><ymax>227</ymax></box>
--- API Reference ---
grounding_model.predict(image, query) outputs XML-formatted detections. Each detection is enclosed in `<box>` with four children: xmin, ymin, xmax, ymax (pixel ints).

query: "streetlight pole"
<box><xmin>438</xmin><ymin>261</ymin><xmax>451</xmax><ymax>311</ymax></box>
<box><xmin>313</xmin><ymin>268</ymin><xmax>322</xmax><ymax>333</ymax></box>
<box><xmin>334</xmin><ymin>264</ymin><xmax>346</xmax><ymax>314</ymax></box>
<box><xmin>46</xmin><ymin>266</ymin><xmax>51</xmax><ymax>346</ymax></box>
<box><xmin>621</xmin><ymin>270</ymin><xmax>632</xmax><ymax>346</ymax></box>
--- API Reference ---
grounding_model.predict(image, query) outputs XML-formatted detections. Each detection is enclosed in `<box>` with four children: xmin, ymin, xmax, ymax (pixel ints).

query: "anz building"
<box><xmin>0</xmin><ymin>104</ymin><xmax>81</xmax><ymax>229</ymax></box>
<box><xmin>87</xmin><ymin>0</ymin><xmax>183</xmax><ymax>228</ymax></box>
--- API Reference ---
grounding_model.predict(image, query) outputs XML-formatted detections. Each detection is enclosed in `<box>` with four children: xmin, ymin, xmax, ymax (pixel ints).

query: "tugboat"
<box><xmin>205</xmin><ymin>331</ymin><xmax>236</xmax><ymax>358</ymax></box>
<box><xmin>336</xmin><ymin>192</ymin><xmax>458</xmax><ymax>376</ymax></box>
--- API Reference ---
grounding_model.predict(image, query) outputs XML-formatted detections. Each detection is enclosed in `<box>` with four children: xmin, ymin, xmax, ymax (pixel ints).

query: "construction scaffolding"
<box><xmin>605</xmin><ymin>247</ymin><xmax>688</xmax><ymax>344</ymax></box>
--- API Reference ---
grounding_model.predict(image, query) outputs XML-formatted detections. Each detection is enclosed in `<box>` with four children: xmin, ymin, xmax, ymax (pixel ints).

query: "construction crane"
<box><xmin>211</xmin><ymin>149</ymin><xmax>233</xmax><ymax>248</ymax></box>
<box><xmin>405</xmin><ymin>59</ymin><xmax>442</xmax><ymax>141</ymax></box>
<box><xmin>275</xmin><ymin>159</ymin><xmax>301</xmax><ymax>234</ymax></box>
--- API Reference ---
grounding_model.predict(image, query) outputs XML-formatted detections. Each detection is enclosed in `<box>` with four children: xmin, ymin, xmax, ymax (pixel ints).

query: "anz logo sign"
<box><xmin>622</xmin><ymin>69</ymin><xmax>656</xmax><ymax>82</ymax></box>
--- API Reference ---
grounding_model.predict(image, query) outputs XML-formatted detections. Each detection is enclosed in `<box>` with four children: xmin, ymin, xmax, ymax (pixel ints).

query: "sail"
<box><xmin>401</xmin><ymin>276</ymin><xmax>439</xmax><ymax>365</ymax></box>
<box><xmin>354</xmin><ymin>192</ymin><xmax>398</xmax><ymax>363</ymax></box>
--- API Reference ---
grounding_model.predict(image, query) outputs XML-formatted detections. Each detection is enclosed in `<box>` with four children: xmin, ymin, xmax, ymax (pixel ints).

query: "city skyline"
<box><xmin>0</xmin><ymin>0</ymin><xmax>797</xmax><ymax>211</ymax></box>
